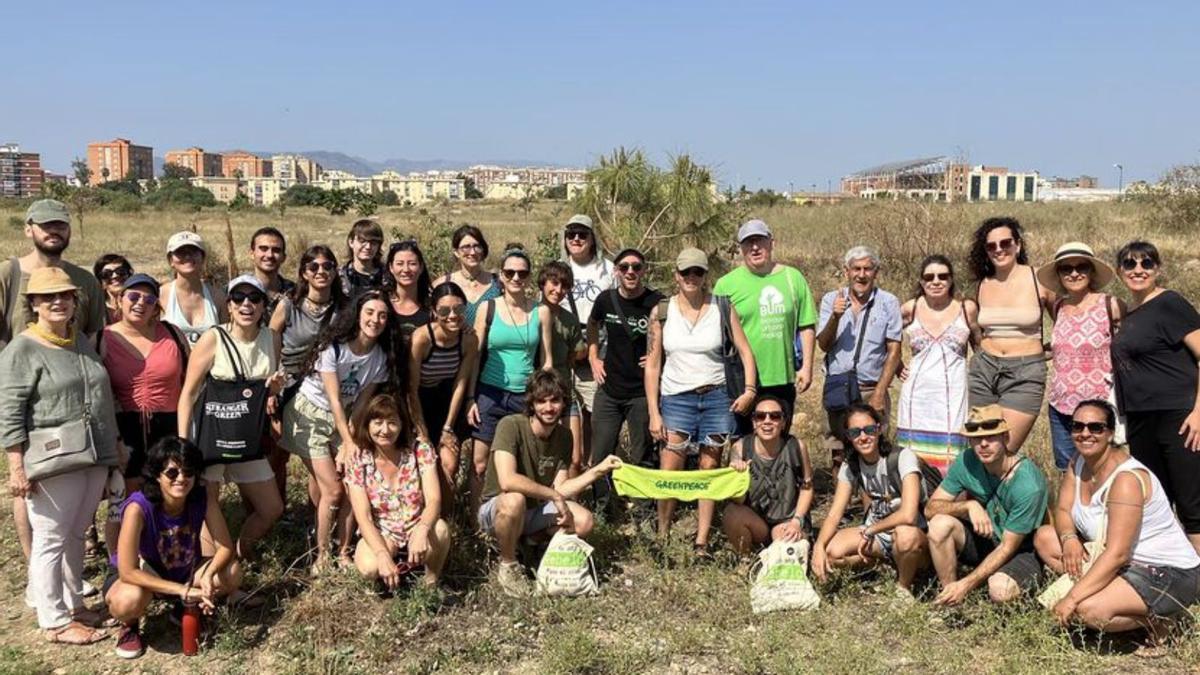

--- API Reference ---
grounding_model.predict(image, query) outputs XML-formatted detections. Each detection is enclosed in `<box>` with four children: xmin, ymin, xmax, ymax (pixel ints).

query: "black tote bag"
<box><xmin>192</xmin><ymin>327</ymin><xmax>268</xmax><ymax>465</ymax></box>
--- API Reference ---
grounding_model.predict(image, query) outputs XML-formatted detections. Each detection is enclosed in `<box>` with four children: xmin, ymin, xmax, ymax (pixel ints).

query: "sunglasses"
<box><xmin>964</xmin><ymin>419</ymin><xmax>1004</xmax><ymax>433</ymax></box>
<box><xmin>1056</xmin><ymin>262</ymin><xmax>1093</xmax><ymax>276</ymax></box>
<box><xmin>921</xmin><ymin>272</ymin><xmax>951</xmax><ymax>282</ymax></box>
<box><xmin>501</xmin><ymin>268</ymin><xmax>530</xmax><ymax>280</ymax></box>
<box><xmin>1120</xmin><ymin>257</ymin><xmax>1157</xmax><ymax>271</ymax></box>
<box><xmin>172</xmin><ymin>247</ymin><xmax>204</xmax><ymax>259</ymax></box>
<box><xmin>752</xmin><ymin>410</ymin><xmax>784</xmax><ymax>422</ymax></box>
<box><xmin>565</xmin><ymin>231</ymin><xmax>591</xmax><ymax>242</ymax></box>
<box><xmin>100</xmin><ymin>266</ymin><xmax>131</xmax><ymax>282</ymax></box>
<box><xmin>34</xmin><ymin>291</ymin><xmax>75</xmax><ymax>302</ymax></box>
<box><xmin>162</xmin><ymin>467</ymin><xmax>196</xmax><ymax>482</ymax></box>
<box><xmin>457</xmin><ymin>243</ymin><xmax>484</xmax><ymax>253</ymax></box>
<box><xmin>305</xmin><ymin>261</ymin><xmax>336</xmax><ymax>273</ymax></box>
<box><xmin>618</xmin><ymin>262</ymin><xmax>644</xmax><ymax>273</ymax></box>
<box><xmin>230</xmin><ymin>290</ymin><xmax>266</xmax><ymax>305</ymax></box>
<box><xmin>1071</xmin><ymin>421</ymin><xmax>1110</xmax><ymax>434</ymax></box>
<box><xmin>435</xmin><ymin>305</ymin><xmax>465</xmax><ymax>318</ymax></box>
<box><xmin>985</xmin><ymin>238</ymin><xmax>1016</xmax><ymax>253</ymax></box>
<box><xmin>845</xmin><ymin>424</ymin><xmax>880</xmax><ymax>439</ymax></box>
<box><xmin>124</xmin><ymin>290</ymin><xmax>158</xmax><ymax>306</ymax></box>
<box><xmin>679</xmin><ymin>267</ymin><xmax>706</xmax><ymax>278</ymax></box>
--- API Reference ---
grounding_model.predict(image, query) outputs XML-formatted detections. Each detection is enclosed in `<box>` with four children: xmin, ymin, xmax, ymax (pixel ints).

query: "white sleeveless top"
<box><xmin>210</xmin><ymin>325</ymin><xmax>277</xmax><ymax>381</ymax></box>
<box><xmin>164</xmin><ymin>280</ymin><xmax>218</xmax><ymax>345</ymax></box>
<box><xmin>660</xmin><ymin>295</ymin><xmax>724</xmax><ymax>396</ymax></box>
<box><xmin>1072</xmin><ymin>456</ymin><xmax>1200</xmax><ymax>569</ymax></box>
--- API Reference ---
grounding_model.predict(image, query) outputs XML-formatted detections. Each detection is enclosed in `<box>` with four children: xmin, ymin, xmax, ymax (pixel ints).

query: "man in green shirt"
<box><xmin>478</xmin><ymin>370</ymin><xmax>621</xmax><ymax>597</ymax></box>
<box><xmin>925</xmin><ymin>404</ymin><xmax>1049</xmax><ymax>605</ymax></box>
<box><xmin>712</xmin><ymin>219</ymin><xmax>817</xmax><ymax>435</ymax></box>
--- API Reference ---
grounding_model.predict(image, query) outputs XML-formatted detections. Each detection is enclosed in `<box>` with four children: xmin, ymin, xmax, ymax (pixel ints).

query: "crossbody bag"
<box><xmin>25</xmin><ymin>349</ymin><xmax>99</xmax><ymax>481</ymax></box>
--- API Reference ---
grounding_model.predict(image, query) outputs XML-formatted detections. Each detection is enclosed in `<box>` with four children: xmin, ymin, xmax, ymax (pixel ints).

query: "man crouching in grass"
<box><xmin>925</xmin><ymin>404</ymin><xmax>1049</xmax><ymax>605</ymax></box>
<box><xmin>478</xmin><ymin>370</ymin><xmax>622</xmax><ymax>597</ymax></box>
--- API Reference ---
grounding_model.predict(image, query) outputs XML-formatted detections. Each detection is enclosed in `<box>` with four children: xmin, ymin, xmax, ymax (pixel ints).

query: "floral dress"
<box><xmin>344</xmin><ymin>441</ymin><xmax>435</xmax><ymax>547</ymax></box>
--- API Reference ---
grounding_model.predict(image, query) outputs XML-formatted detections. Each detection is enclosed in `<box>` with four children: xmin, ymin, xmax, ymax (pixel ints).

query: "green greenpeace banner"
<box><xmin>612</xmin><ymin>465</ymin><xmax>749</xmax><ymax>501</ymax></box>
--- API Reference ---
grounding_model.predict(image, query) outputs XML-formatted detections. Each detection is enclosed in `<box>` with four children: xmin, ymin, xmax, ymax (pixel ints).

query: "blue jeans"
<box><xmin>660</xmin><ymin>387</ymin><xmax>735</xmax><ymax>451</ymax></box>
<box><xmin>1048</xmin><ymin>406</ymin><xmax>1075</xmax><ymax>470</ymax></box>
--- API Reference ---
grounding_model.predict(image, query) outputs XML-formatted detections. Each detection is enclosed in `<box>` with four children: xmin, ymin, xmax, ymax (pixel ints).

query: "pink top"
<box><xmin>1049</xmin><ymin>296</ymin><xmax>1113</xmax><ymax>414</ymax></box>
<box><xmin>102</xmin><ymin>323</ymin><xmax>185</xmax><ymax>413</ymax></box>
<box><xmin>344</xmin><ymin>441</ymin><xmax>435</xmax><ymax>548</ymax></box>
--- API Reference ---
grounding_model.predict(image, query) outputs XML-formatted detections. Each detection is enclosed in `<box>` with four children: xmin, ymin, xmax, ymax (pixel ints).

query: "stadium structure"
<box><xmin>841</xmin><ymin>156</ymin><xmax>1038</xmax><ymax>203</ymax></box>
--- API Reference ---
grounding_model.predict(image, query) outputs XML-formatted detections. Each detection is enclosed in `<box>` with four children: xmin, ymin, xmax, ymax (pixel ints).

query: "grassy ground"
<box><xmin>0</xmin><ymin>199</ymin><xmax>1199</xmax><ymax>673</ymax></box>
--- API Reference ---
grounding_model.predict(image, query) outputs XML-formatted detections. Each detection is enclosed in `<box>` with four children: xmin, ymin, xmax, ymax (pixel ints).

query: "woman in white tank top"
<box><xmin>1034</xmin><ymin>399</ymin><xmax>1200</xmax><ymax>634</ymax></box>
<box><xmin>644</xmin><ymin>248</ymin><xmax>757</xmax><ymax>556</ymax></box>
<box><xmin>160</xmin><ymin>231</ymin><xmax>223</xmax><ymax>345</ymax></box>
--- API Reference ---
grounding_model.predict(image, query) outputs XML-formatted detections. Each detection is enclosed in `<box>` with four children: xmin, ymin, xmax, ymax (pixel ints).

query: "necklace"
<box><xmin>502</xmin><ymin>295</ymin><xmax>533</xmax><ymax>349</ymax></box>
<box><xmin>27</xmin><ymin>322</ymin><xmax>75</xmax><ymax>348</ymax></box>
<box><xmin>460</xmin><ymin>268</ymin><xmax>485</xmax><ymax>288</ymax></box>
<box><xmin>302</xmin><ymin>297</ymin><xmax>331</xmax><ymax>316</ymax></box>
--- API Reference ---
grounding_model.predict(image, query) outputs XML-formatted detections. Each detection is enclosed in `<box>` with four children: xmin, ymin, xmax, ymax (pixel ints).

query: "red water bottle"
<box><xmin>181</xmin><ymin>603</ymin><xmax>200</xmax><ymax>656</ymax></box>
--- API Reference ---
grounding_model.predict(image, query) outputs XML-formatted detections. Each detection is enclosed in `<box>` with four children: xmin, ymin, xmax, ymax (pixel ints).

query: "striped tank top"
<box><xmin>419</xmin><ymin>323</ymin><xmax>463</xmax><ymax>387</ymax></box>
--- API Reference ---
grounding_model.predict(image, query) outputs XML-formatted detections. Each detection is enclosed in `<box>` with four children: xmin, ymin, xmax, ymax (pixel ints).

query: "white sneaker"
<box><xmin>81</xmin><ymin>580</ymin><xmax>98</xmax><ymax>598</ymax></box>
<box><xmin>496</xmin><ymin>561</ymin><xmax>532</xmax><ymax>598</ymax></box>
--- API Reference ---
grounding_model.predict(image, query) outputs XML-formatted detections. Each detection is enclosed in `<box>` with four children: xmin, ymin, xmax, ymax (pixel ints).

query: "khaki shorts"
<box><xmin>573</xmin><ymin>369</ymin><xmax>598</xmax><ymax>413</ymax></box>
<box><xmin>967</xmin><ymin>352</ymin><xmax>1046</xmax><ymax>416</ymax></box>
<box><xmin>202</xmin><ymin>458</ymin><xmax>275</xmax><ymax>485</ymax></box>
<box><xmin>280</xmin><ymin>394</ymin><xmax>336</xmax><ymax>460</ymax></box>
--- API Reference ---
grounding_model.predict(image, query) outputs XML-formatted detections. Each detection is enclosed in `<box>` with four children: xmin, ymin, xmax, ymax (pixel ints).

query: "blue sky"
<box><xmin>4</xmin><ymin>1</ymin><xmax>1197</xmax><ymax>188</ymax></box>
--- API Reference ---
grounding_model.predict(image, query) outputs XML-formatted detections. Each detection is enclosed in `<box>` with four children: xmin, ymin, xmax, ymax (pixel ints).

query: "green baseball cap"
<box><xmin>25</xmin><ymin>199</ymin><xmax>71</xmax><ymax>226</ymax></box>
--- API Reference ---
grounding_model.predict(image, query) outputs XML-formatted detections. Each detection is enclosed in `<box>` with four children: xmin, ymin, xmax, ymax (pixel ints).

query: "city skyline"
<box><xmin>5</xmin><ymin>2</ymin><xmax>1198</xmax><ymax>189</ymax></box>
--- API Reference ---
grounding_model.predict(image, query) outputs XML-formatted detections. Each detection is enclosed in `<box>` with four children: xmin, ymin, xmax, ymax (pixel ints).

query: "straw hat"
<box><xmin>23</xmin><ymin>267</ymin><xmax>78</xmax><ymax>296</ymax></box>
<box><xmin>1035</xmin><ymin>242</ymin><xmax>1115</xmax><ymax>294</ymax></box>
<box><xmin>962</xmin><ymin>404</ymin><xmax>1010</xmax><ymax>437</ymax></box>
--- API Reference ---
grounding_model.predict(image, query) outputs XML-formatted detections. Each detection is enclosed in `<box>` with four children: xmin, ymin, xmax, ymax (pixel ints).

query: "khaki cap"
<box><xmin>675</xmin><ymin>247</ymin><xmax>709</xmax><ymax>271</ymax></box>
<box><xmin>25</xmin><ymin>199</ymin><xmax>71</xmax><ymax>226</ymax></box>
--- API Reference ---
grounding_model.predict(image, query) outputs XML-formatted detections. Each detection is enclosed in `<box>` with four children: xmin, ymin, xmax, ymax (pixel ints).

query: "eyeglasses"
<box><xmin>100</xmin><ymin>266</ymin><xmax>131</xmax><ymax>282</ymax></box>
<box><xmin>124</xmin><ymin>290</ymin><xmax>157</xmax><ymax>306</ymax></box>
<box><xmin>34</xmin><ymin>291</ymin><xmax>74</xmax><ymax>302</ymax></box>
<box><xmin>752</xmin><ymin>411</ymin><xmax>784</xmax><ymax>422</ymax></box>
<box><xmin>964</xmin><ymin>419</ymin><xmax>1004</xmax><ymax>433</ymax></box>
<box><xmin>305</xmin><ymin>261</ymin><xmax>336</xmax><ymax>273</ymax></box>
<box><xmin>679</xmin><ymin>267</ymin><xmax>706</xmax><ymax>278</ymax></box>
<box><xmin>1120</xmin><ymin>257</ymin><xmax>1157</xmax><ymax>271</ymax></box>
<box><xmin>1056</xmin><ymin>263</ymin><xmax>1093</xmax><ymax>276</ymax></box>
<box><xmin>353</xmin><ymin>237</ymin><xmax>382</xmax><ymax>247</ymax></box>
<box><xmin>1071</xmin><ymin>421</ymin><xmax>1110</xmax><ymax>434</ymax></box>
<box><xmin>565</xmin><ymin>231</ymin><xmax>590</xmax><ymax>242</ymax></box>
<box><xmin>845</xmin><ymin>424</ymin><xmax>880</xmax><ymax>439</ymax></box>
<box><xmin>457</xmin><ymin>243</ymin><xmax>484</xmax><ymax>253</ymax></box>
<box><xmin>435</xmin><ymin>305</ymin><xmax>465</xmax><ymax>318</ymax></box>
<box><xmin>921</xmin><ymin>272</ymin><xmax>951</xmax><ymax>282</ymax></box>
<box><xmin>985</xmin><ymin>238</ymin><xmax>1016</xmax><ymax>253</ymax></box>
<box><xmin>230</xmin><ymin>290</ymin><xmax>266</xmax><ymax>305</ymax></box>
<box><xmin>501</xmin><ymin>268</ymin><xmax>530</xmax><ymax>281</ymax></box>
<box><xmin>618</xmin><ymin>262</ymin><xmax>644</xmax><ymax>273</ymax></box>
<box><xmin>162</xmin><ymin>467</ymin><xmax>196</xmax><ymax>482</ymax></box>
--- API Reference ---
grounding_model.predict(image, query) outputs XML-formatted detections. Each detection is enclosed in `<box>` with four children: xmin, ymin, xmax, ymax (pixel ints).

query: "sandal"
<box><xmin>229</xmin><ymin>589</ymin><xmax>266</xmax><ymax>609</ymax></box>
<box><xmin>45</xmin><ymin>621</ymin><xmax>108</xmax><ymax>645</ymax></box>
<box><xmin>73</xmin><ymin>607</ymin><xmax>120</xmax><ymax>629</ymax></box>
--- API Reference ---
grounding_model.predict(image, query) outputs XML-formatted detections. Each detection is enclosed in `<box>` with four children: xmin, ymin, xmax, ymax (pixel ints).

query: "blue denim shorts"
<box><xmin>660</xmin><ymin>386</ymin><xmax>735</xmax><ymax>451</ymax></box>
<box><xmin>472</xmin><ymin>383</ymin><xmax>526</xmax><ymax>443</ymax></box>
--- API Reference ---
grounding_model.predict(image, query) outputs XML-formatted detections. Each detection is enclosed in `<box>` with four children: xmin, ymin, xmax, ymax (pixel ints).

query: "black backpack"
<box><xmin>846</xmin><ymin>448</ymin><xmax>942</xmax><ymax>502</ymax></box>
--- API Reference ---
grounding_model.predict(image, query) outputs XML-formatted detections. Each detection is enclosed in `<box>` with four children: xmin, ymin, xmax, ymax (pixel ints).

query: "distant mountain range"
<box><xmin>153</xmin><ymin>150</ymin><xmax>567</xmax><ymax>177</ymax></box>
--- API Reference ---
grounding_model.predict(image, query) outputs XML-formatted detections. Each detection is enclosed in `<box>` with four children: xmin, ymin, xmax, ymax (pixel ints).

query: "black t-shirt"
<box><xmin>589</xmin><ymin>287</ymin><xmax>663</xmax><ymax>399</ymax></box>
<box><xmin>1113</xmin><ymin>290</ymin><xmax>1200</xmax><ymax>413</ymax></box>
<box><xmin>393</xmin><ymin>307</ymin><xmax>431</xmax><ymax>340</ymax></box>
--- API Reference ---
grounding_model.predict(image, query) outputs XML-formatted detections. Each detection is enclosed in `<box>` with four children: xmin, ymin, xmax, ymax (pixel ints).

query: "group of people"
<box><xmin>2</xmin><ymin>198</ymin><xmax>1198</xmax><ymax>659</ymax></box>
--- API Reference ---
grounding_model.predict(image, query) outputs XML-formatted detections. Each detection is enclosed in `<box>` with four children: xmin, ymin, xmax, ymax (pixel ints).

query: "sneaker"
<box><xmin>114</xmin><ymin>623</ymin><xmax>144</xmax><ymax>659</ymax></box>
<box><xmin>496</xmin><ymin>561</ymin><xmax>532</xmax><ymax>598</ymax></box>
<box><xmin>892</xmin><ymin>585</ymin><xmax>917</xmax><ymax>605</ymax></box>
<box><xmin>81</xmin><ymin>580</ymin><xmax>99</xmax><ymax>598</ymax></box>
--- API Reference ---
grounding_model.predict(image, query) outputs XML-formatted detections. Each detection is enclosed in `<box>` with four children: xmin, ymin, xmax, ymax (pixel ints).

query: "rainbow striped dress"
<box><xmin>896</xmin><ymin>307</ymin><xmax>970</xmax><ymax>475</ymax></box>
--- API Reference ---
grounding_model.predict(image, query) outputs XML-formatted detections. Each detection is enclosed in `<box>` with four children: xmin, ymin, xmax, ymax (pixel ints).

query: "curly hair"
<box><xmin>140</xmin><ymin>436</ymin><xmax>205</xmax><ymax>507</ymax></box>
<box><xmin>350</xmin><ymin>392</ymin><xmax>416</xmax><ymax>455</ymax></box>
<box><xmin>383</xmin><ymin>240</ymin><xmax>432</xmax><ymax>310</ymax></box>
<box><xmin>967</xmin><ymin>217</ymin><xmax>1028</xmax><ymax>281</ymax></box>
<box><xmin>300</xmin><ymin>290</ymin><xmax>407</xmax><ymax>395</ymax></box>
<box><xmin>523</xmin><ymin>370</ymin><xmax>569</xmax><ymax>416</ymax></box>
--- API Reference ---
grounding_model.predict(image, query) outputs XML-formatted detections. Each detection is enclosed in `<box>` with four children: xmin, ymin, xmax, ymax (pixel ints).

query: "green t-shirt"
<box><xmin>939</xmin><ymin>449</ymin><xmax>1049</xmax><ymax>540</ymax></box>
<box><xmin>481</xmin><ymin>414</ymin><xmax>571</xmax><ymax>507</ymax></box>
<box><xmin>545</xmin><ymin>307</ymin><xmax>583</xmax><ymax>390</ymax></box>
<box><xmin>713</xmin><ymin>264</ymin><xmax>817</xmax><ymax>387</ymax></box>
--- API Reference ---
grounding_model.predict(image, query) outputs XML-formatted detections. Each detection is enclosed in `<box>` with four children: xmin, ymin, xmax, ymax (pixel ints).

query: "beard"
<box><xmin>34</xmin><ymin>237</ymin><xmax>68</xmax><ymax>256</ymax></box>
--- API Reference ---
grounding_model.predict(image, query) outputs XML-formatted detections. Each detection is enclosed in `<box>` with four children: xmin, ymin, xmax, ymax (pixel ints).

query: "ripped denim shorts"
<box><xmin>660</xmin><ymin>385</ymin><xmax>735</xmax><ymax>454</ymax></box>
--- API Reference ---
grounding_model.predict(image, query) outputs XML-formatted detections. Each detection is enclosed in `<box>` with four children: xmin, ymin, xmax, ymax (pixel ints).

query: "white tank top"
<box><xmin>660</xmin><ymin>295</ymin><xmax>725</xmax><ymax>396</ymax></box>
<box><xmin>164</xmin><ymin>280</ymin><xmax>218</xmax><ymax>345</ymax></box>
<box><xmin>210</xmin><ymin>325</ymin><xmax>277</xmax><ymax>381</ymax></box>
<box><xmin>1072</xmin><ymin>456</ymin><xmax>1200</xmax><ymax>569</ymax></box>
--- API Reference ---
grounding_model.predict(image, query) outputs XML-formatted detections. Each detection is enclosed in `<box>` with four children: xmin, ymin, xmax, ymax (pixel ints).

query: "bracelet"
<box><xmin>442</xmin><ymin>426</ymin><xmax>454</xmax><ymax>433</ymax></box>
<box><xmin>1059</xmin><ymin>532</ymin><xmax>1079</xmax><ymax>544</ymax></box>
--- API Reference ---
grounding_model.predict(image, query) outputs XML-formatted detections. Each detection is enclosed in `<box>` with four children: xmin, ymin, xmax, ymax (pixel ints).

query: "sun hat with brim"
<box><xmin>23</xmin><ymin>267</ymin><xmax>78</xmax><ymax>296</ymax></box>
<box><xmin>675</xmin><ymin>247</ymin><xmax>709</xmax><ymax>272</ymax></box>
<box><xmin>121</xmin><ymin>273</ymin><xmax>161</xmax><ymax>295</ymax></box>
<box><xmin>1035</xmin><ymin>242</ymin><xmax>1115</xmax><ymax>294</ymax></box>
<box><xmin>962</xmin><ymin>404</ymin><xmax>1011</xmax><ymax>437</ymax></box>
<box><xmin>227</xmin><ymin>274</ymin><xmax>267</xmax><ymax>295</ymax></box>
<box><xmin>25</xmin><ymin>199</ymin><xmax>71</xmax><ymax>226</ymax></box>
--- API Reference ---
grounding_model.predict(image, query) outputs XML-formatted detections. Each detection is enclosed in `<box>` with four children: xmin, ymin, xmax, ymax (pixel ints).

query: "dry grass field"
<box><xmin>0</xmin><ymin>198</ymin><xmax>1198</xmax><ymax>674</ymax></box>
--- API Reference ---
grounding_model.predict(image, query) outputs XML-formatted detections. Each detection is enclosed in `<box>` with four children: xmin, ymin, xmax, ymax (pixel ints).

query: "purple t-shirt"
<box><xmin>109</xmin><ymin>490</ymin><xmax>207</xmax><ymax>583</ymax></box>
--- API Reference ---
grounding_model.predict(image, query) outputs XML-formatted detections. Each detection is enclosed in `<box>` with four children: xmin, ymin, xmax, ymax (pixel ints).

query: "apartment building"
<box><xmin>221</xmin><ymin>150</ymin><xmax>273</xmax><ymax>179</ymax></box>
<box><xmin>272</xmin><ymin>154</ymin><xmax>323</xmax><ymax>188</ymax></box>
<box><xmin>311</xmin><ymin>170</ymin><xmax>373</xmax><ymax>193</ymax></box>
<box><xmin>371</xmin><ymin>170</ymin><xmax>464</xmax><ymax>204</ymax></box>
<box><xmin>189</xmin><ymin>177</ymin><xmax>241</xmax><ymax>203</ymax></box>
<box><xmin>189</xmin><ymin>176</ymin><xmax>284</xmax><ymax>206</ymax></box>
<box><xmin>464</xmin><ymin>165</ymin><xmax>586</xmax><ymax>191</ymax></box>
<box><xmin>0</xmin><ymin>143</ymin><xmax>44</xmax><ymax>198</ymax></box>
<box><xmin>164</xmin><ymin>147</ymin><xmax>223</xmax><ymax>177</ymax></box>
<box><xmin>87</xmin><ymin>138</ymin><xmax>153</xmax><ymax>185</ymax></box>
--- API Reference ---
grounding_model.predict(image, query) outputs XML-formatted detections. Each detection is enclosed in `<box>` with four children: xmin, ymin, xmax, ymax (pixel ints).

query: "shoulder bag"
<box><xmin>822</xmin><ymin>293</ymin><xmax>874</xmax><ymax>412</ymax></box>
<box><xmin>25</xmin><ymin>350</ymin><xmax>99</xmax><ymax>481</ymax></box>
<box><xmin>716</xmin><ymin>295</ymin><xmax>746</xmax><ymax>399</ymax></box>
